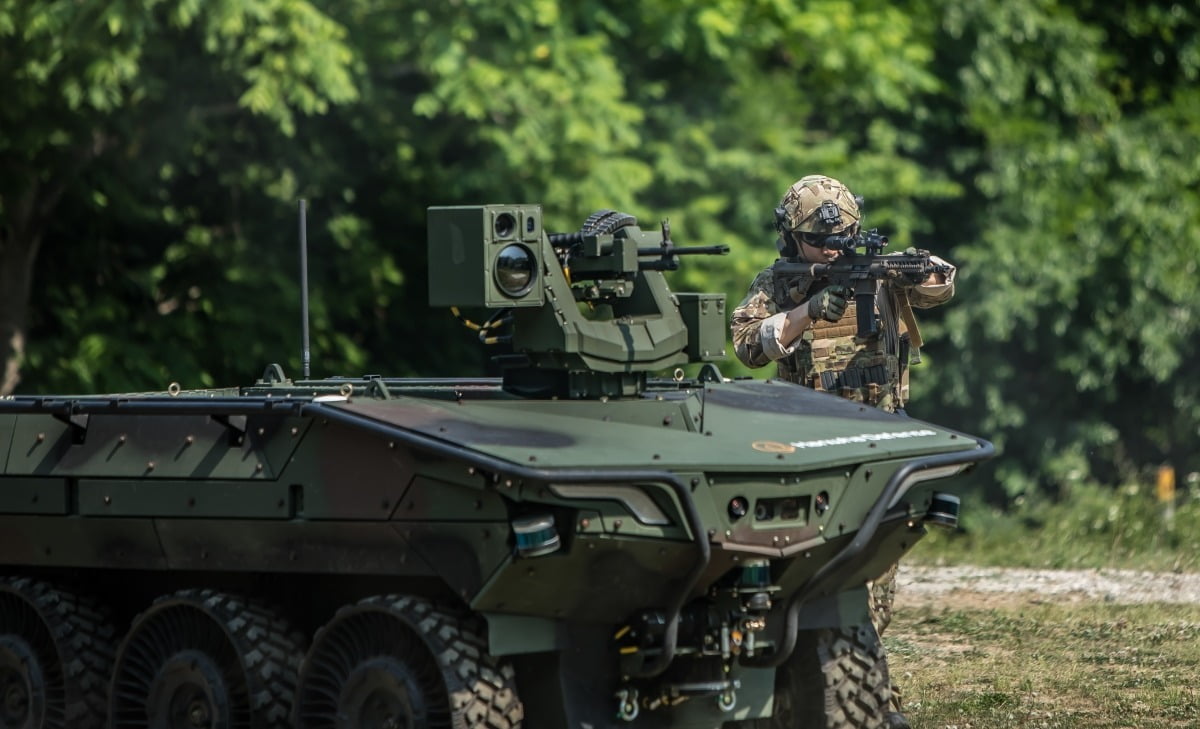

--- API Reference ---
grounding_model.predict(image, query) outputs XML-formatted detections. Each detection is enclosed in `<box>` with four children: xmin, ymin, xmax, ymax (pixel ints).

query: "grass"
<box><xmin>888</xmin><ymin>602</ymin><xmax>1200</xmax><ymax>728</ymax></box>
<box><xmin>886</xmin><ymin>482</ymin><xmax>1200</xmax><ymax>727</ymax></box>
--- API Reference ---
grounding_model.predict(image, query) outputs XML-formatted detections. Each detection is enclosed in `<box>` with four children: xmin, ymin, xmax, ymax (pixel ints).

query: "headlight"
<box><xmin>887</xmin><ymin>463</ymin><xmax>968</xmax><ymax>508</ymax></box>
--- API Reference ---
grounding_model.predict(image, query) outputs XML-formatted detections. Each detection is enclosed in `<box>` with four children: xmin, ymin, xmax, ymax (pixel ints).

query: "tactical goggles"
<box><xmin>796</xmin><ymin>231</ymin><xmax>846</xmax><ymax>249</ymax></box>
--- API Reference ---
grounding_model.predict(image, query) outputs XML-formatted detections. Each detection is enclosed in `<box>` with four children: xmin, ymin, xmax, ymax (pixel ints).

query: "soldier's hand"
<box><xmin>806</xmin><ymin>285</ymin><xmax>849</xmax><ymax>322</ymax></box>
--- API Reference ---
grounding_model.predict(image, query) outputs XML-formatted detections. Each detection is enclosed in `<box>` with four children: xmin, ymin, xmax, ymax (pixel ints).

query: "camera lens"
<box><xmin>494</xmin><ymin>212</ymin><xmax>517</xmax><ymax>238</ymax></box>
<box><xmin>494</xmin><ymin>244</ymin><xmax>536</xmax><ymax>297</ymax></box>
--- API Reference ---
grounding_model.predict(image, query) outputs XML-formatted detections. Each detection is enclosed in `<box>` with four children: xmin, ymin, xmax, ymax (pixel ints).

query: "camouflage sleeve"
<box><xmin>731</xmin><ymin>268</ymin><xmax>791</xmax><ymax>369</ymax></box>
<box><xmin>908</xmin><ymin>255</ymin><xmax>956</xmax><ymax>309</ymax></box>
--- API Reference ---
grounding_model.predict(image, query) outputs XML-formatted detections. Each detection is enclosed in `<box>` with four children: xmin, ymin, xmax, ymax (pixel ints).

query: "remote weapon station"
<box><xmin>0</xmin><ymin>204</ymin><xmax>991</xmax><ymax>729</ymax></box>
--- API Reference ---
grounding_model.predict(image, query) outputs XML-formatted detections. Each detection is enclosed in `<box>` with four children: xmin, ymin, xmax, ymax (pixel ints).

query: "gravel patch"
<box><xmin>897</xmin><ymin>565</ymin><xmax>1200</xmax><ymax>606</ymax></box>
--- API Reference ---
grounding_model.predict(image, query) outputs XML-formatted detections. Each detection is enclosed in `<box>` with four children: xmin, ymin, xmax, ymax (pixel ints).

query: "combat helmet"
<box><xmin>774</xmin><ymin>175</ymin><xmax>861</xmax><ymax>256</ymax></box>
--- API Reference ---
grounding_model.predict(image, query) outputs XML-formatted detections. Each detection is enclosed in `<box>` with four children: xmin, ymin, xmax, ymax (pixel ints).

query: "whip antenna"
<box><xmin>299</xmin><ymin>199</ymin><xmax>311</xmax><ymax>378</ymax></box>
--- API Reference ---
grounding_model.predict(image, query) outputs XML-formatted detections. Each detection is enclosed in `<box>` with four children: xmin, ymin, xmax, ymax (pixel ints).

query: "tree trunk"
<box><xmin>1</xmin><ymin>182</ymin><xmax>46</xmax><ymax>396</ymax></box>
<box><xmin>0</xmin><ymin>236</ymin><xmax>40</xmax><ymax>396</ymax></box>
<box><xmin>0</xmin><ymin>135</ymin><xmax>102</xmax><ymax>395</ymax></box>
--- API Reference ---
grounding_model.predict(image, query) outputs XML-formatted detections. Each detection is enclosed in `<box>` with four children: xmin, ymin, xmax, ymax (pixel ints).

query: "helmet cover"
<box><xmin>775</xmin><ymin>175</ymin><xmax>861</xmax><ymax>235</ymax></box>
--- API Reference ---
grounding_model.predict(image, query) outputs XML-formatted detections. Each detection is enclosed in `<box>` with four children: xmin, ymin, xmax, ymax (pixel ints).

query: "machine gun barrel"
<box><xmin>638</xmin><ymin>243</ymin><xmax>730</xmax><ymax>271</ymax></box>
<box><xmin>637</xmin><ymin>244</ymin><xmax>730</xmax><ymax>257</ymax></box>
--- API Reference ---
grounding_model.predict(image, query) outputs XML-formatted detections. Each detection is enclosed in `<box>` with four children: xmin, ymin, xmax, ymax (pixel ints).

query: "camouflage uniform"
<box><xmin>731</xmin><ymin>174</ymin><xmax>955</xmax><ymax>413</ymax></box>
<box><xmin>732</xmin><ymin>176</ymin><xmax>955</xmax><ymax>723</ymax></box>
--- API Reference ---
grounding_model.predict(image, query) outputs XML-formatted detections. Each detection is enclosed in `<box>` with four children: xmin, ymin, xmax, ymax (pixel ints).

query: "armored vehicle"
<box><xmin>0</xmin><ymin>204</ymin><xmax>991</xmax><ymax>729</ymax></box>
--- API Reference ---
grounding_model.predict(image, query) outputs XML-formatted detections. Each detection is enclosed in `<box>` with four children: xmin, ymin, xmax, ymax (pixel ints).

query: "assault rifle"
<box><xmin>771</xmin><ymin>229</ymin><xmax>950</xmax><ymax>338</ymax></box>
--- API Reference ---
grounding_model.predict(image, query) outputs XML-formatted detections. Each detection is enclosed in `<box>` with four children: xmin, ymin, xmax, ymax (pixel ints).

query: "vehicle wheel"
<box><xmin>742</xmin><ymin>623</ymin><xmax>893</xmax><ymax>729</ymax></box>
<box><xmin>109</xmin><ymin>589</ymin><xmax>302</xmax><ymax>729</ymax></box>
<box><xmin>0</xmin><ymin>577</ymin><xmax>114</xmax><ymax>729</ymax></box>
<box><xmin>294</xmin><ymin>595</ymin><xmax>523</xmax><ymax>729</ymax></box>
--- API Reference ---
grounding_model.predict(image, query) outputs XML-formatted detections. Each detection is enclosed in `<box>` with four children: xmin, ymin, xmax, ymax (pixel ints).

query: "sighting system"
<box><xmin>428</xmin><ymin>205</ymin><xmax>729</xmax><ymax>399</ymax></box>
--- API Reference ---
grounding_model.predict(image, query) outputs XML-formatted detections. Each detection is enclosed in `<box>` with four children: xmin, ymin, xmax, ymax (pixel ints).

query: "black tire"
<box><xmin>294</xmin><ymin>595</ymin><xmax>523</xmax><ymax>729</ymax></box>
<box><xmin>109</xmin><ymin>589</ymin><xmax>303</xmax><ymax>729</ymax></box>
<box><xmin>580</xmin><ymin>209</ymin><xmax>638</xmax><ymax>236</ymax></box>
<box><xmin>0</xmin><ymin>577</ymin><xmax>114</xmax><ymax>729</ymax></box>
<box><xmin>743</xmin><ymin>623</ymin><xmax>893</xmax><ymax>729</ymax></box>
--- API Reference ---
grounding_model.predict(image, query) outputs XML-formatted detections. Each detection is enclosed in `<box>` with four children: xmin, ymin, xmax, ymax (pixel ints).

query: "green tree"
<box><xmin>918</xmin><ymin>0</ymin><xmax>1200</xmax><ymax>495</ymax></box>
<box><xmin>7</xmin><ymin>0</ymin><xmax>1198</xmax><ymax>501</ymax></box>
<box><xmin>1</xmin><ymin>0</ymin><xmax>967</xmax><ymax>390</ymax></box>
<box><xmin>300</xmin><ymin>0</ymin><xmax>656</xmax><ymax>378</ymax></box>
<box><xmin>0</xmin><ymin>0</ymin><xmax>357</xmax><ymax>393</ymax></box>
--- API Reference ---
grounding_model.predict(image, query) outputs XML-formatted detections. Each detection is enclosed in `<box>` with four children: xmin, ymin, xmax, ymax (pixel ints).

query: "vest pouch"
<box><xmin>806</xmin><ymin>335</ymin><xmax>899</xmax><ymax>408</ymax></box>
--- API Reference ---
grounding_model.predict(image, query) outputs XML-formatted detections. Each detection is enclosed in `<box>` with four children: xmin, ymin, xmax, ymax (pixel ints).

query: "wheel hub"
<box><xmin>0</xmin><ymin>636</ymin><xmax>45</xmax><ymax>729</ymax></box>
<box><xmin>146</xmin><ymin>649</ymin><xmax>230</xmax><ymax>729</ymax></box>
<box><xmin>337</xmin><ymin>657</ymin><xmax>420</xmax><ymax>729</ymax></box>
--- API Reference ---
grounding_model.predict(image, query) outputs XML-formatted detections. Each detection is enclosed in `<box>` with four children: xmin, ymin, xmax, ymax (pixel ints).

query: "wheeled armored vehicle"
<box><xmin>0</xmin><ymin>204</ymin><xmax>991</xmax><ymax>728</ymax></box>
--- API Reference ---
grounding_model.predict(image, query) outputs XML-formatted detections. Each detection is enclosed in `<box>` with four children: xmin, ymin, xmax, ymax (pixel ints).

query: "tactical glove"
<box><xmin>806</xmin><ymin>285</ymin><xmax>849</xmax><ymax>322</ymax></box>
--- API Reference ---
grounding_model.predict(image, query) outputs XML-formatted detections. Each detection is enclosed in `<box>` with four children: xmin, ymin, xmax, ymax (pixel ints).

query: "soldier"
<box><xmin>730</xmin><ymin>175</ymin><xmax>954</xmax><ymax>729</ymax></box>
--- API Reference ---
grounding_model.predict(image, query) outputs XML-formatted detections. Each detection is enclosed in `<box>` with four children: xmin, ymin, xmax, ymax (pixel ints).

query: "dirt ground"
<box><xmin>896</xmin><ymin>564</ymin><xmax>1200</xmax><ymax>609</ymax></box>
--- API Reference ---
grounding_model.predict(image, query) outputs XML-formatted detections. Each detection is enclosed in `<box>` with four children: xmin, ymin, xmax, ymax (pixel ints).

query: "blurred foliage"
<box><xmin>1</xmin><ymin>0</ymin><xmax>1197</xmax><ymax>498</ymax></box>
<box><xmin>912</xmin><ymin>475</ymin><xmax>1200</xmax><ymax>572</ymax></box>
<box><xmin>923</xmin><ymin>0</ymin><xmax>1200</xmax><ymax>499</ymax></box>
